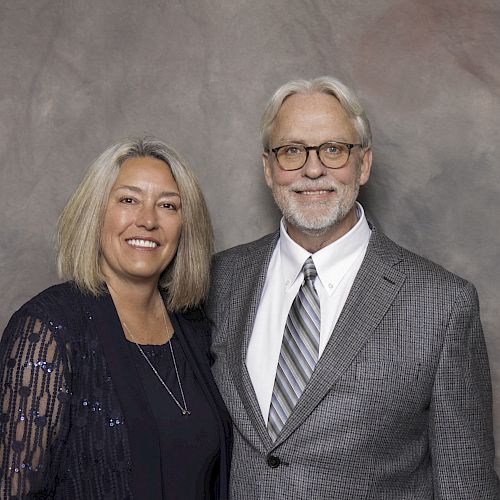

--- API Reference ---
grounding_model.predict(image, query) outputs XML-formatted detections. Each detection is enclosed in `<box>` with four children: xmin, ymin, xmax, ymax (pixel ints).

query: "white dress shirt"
<box><xmin>246</xmin><ymin>203</ymin><xmax>372</xmax><ymax>422</ymax></box>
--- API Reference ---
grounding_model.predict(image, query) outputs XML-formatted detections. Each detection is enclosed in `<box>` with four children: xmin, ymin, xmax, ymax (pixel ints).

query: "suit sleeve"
<box><xmin>0</xmin><ymin>308</ymin><xmax>71</xmax><ymax>498</ymax></box>
<box><xmin>429</xmin><ymin>281</ymin><xmax>499</xmax><ymax>499</ymax></box>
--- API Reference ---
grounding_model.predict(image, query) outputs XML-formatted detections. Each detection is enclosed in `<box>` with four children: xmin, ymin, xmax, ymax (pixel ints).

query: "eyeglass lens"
<box><xmin>276</xmin><ymin>143</ymin><xmax>350</xmax><ymax>170</ymax></box>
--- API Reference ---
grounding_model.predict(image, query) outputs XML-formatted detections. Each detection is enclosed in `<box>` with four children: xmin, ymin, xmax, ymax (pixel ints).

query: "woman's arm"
<box><xmin>0</xmin><ymin>308</ymin><xmax>71</xmax><ymax>498</ymax></box>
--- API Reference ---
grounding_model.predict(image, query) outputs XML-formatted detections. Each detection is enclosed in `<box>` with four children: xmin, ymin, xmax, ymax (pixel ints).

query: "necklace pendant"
<box><xmin>123</xmin><ymin>305</ymin><xmax>190</xmax><ymax>418</ymax></box>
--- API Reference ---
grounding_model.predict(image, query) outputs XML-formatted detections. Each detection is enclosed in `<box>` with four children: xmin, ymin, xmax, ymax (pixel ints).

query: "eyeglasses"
<box><xmin>270</xmin><ymin>141</ymin><xmax>362</xmax><ymax>171</ymax></box>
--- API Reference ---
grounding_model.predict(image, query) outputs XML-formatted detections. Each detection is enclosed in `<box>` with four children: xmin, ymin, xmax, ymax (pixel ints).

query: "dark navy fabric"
<box><xmin>0</xmin><ymin>282</ymin><xmax>231</xmax><ymax>499</ymax></box>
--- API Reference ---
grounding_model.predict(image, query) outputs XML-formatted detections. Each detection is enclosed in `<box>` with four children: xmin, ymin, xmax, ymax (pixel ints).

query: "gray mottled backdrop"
<box><xmin>1</xmin><ymin>0</ymin><xmax>499</xmax><ymax>470</ymax></box>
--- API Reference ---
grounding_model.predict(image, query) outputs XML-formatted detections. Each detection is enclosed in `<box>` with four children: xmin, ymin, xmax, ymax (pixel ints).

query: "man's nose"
<box><xmin>302</xmin><ymin>149</ymin><xmax>327</xmax><ymax>178</ymax></box>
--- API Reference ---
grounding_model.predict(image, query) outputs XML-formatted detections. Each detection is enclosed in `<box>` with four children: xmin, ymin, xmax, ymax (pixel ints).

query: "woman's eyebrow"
<box><xmin>114</xmin><ymin>185</ymin><xmax>180</xmax><ymax>198</ymax></box>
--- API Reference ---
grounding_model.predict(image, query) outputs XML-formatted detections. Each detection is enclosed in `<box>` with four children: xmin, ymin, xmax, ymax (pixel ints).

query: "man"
<box><xmin>207</xmin><ymin>77</ymin><xmax>499</xmax><ymax>499</ymax></box>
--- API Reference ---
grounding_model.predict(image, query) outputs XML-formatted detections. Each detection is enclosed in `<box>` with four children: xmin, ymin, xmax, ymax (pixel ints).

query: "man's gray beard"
<box><xmin>271</xmin><ymin>178</ymin><xmax>360</xmax><ymax>236</ymax></box>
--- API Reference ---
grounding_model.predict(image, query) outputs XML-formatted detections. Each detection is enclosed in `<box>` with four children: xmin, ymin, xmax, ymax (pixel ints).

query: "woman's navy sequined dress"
<box><xmin>0</xmin><ymin>282</ymin><xmax>232</xmax><ymax>499</ymax></box>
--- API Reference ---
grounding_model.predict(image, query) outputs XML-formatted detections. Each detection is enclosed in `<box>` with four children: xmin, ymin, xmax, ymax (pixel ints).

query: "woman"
<box><xmin>0</xmin><ymin>137</ymin><xmax>231</xmax><ymax>499</ymax></box>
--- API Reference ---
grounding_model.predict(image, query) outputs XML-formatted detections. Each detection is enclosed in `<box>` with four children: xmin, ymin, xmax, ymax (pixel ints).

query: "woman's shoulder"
<box><xmin>178</xmin><ymin>307</ymin><xmax>207</xmax><ymax>323</ymax></box>
<box><xmin>176</xmin><ymin>307</ymin><xmax>209</xmax><ymax>334</ymax></box>
<box><xmin>1</xmin><ymin>282</ymin><xmax>93</xmax><ymax>365</ymax></box>
<box><xmin>18</xmin><ymin>281</ymin><xmax>86</xmax><ymax>314</ymax></box>
<box><xmin>8</xmin><ymin>282</ymin><xmax>90</xmax><ymax>337</ymax></box>
<box><xmin>175</xmin><ymin>306</ymin><xmax>212</xmax><ymax>358</ymax></box>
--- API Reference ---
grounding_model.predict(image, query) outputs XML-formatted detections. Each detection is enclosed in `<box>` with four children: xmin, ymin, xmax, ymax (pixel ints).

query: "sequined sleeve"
<box><xmin>0</xmin><ymin>308</ymin><xmax>71</xmax><ymax>497</ymax></box>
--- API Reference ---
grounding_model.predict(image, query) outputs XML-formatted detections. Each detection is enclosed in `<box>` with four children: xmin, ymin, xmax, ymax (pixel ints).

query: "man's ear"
<box><xmin>359</xmin><ymin>147</ymin><xmax>372</xmax><ymax>186</ymax></box>
<box><xmin>262</xmin><ymin>151</ymin><xmax>273</xmax><ymax>189</ymax></box>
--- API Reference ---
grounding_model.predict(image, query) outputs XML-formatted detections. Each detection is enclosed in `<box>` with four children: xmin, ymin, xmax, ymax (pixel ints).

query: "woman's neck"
<box><xmin>107</xmin><ymin>278</ymin><xmax>159</xmax><ymax>313</ymax></box>
<box><xmin>106</xmin><ymin>278</ymin><xmax>172</xmax><ymax>345</ymax></box>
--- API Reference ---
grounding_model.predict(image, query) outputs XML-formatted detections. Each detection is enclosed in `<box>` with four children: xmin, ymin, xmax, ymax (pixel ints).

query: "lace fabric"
<box><xmin>0</xmin><ymin>311</ymin><xmax>70</xmax><ymax>497</ymax></box>
<box><xmin>0</xmin><ymin>284</ymin><xmax>133</xmax><ymax>499</ymax></box>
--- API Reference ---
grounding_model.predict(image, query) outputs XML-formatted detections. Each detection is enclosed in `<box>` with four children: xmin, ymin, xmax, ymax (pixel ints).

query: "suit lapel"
<box><xmin>273</xmin><ymin>228</ymin><xmax>407</xmax><ymax>446</ymax></box>
<box><xmin>224</xmin><ymin>232</ymin><xmax>279</xmax><ymax>447</ymax></box>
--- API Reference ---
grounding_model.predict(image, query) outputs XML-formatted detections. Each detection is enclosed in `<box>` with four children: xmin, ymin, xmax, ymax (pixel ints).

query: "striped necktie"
<box><xmin>268</xmin><ymin>257</ymin><xmax>320</xmax><ymax>441</ymax></box>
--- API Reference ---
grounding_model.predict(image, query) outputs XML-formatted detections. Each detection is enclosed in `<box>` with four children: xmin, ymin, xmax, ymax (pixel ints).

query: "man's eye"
<box><xmin>324</xmin><ymin>145</ymin><xmax>340</xmax><ymax>154</ymax></box>
<box><xmin>283</xmin><ymin>146</ymin><xmax>302</xmax><ymax>156</ymax></box>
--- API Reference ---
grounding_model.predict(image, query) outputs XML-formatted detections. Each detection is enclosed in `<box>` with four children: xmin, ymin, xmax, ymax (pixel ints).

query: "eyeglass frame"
<box><xmin>270</xmin><ymin>141</ymin><xmax>363</xmax><ymax>171</ymax></box>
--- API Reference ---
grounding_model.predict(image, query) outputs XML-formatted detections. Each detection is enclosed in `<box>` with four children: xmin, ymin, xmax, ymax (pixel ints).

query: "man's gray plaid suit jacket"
<box><xmin>207</xmin><ymin>226</ymin><xmax>499</xmax><ymax>499</ymax></box>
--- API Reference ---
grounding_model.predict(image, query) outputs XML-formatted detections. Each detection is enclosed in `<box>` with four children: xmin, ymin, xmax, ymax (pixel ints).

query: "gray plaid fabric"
<box><xmin>268</xmin><ymin>257</ymin><xmax>320</xmax><ymax>441</ymax></box>
<box><xmin>207</xmin><ymin>226</ymin><xmax>499</xmax><ymax>499</ymax></box>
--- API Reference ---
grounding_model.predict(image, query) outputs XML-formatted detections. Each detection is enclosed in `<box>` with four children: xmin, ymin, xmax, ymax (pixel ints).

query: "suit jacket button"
<box><xmin>267</xmin><ymin>454</ymin><xmax>281</xmax><ymax>468</ymax></box>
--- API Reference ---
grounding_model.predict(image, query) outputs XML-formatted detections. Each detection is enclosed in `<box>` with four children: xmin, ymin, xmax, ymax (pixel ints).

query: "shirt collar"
<box><xmin>279</xmin><ymin>202</ymin><xmax>372</xmax><ymax>295</ymax></box>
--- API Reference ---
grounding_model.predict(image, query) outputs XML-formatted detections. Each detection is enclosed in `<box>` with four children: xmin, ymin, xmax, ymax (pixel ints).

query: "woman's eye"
<box><xmin>120</xmin><ymin>197</ymin><xmax>135</xmax><ymax>204</ymax></box>
<box><xmin>161</xmin><ymin>202</ymin><xmax>177</xmax><ymax>210</ymax></box>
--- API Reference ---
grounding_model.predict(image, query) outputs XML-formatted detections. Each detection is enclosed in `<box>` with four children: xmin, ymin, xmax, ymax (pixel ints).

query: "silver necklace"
<box><xmin>122</xmin><ymin>301</ymin><xmax>191</xmax><ymax>416</ymax></box>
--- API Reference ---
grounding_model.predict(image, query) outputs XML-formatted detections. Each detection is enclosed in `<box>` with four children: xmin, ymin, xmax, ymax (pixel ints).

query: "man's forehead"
<box><xmin>281</xmin><ymin>91</ymin><xmax>342</xmax><ymax>110</ymax></box>
<box><xmin>272</xmin><ymin>92</ymin><xmax>356</xmax><ymax>143</ymax></box>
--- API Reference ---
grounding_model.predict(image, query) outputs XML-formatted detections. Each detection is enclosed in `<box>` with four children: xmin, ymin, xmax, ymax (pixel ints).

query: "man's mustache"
<box><xmin>288</xmin><ymin>181</ymin><xmax>341</xmax><ymax>192</ymax></box>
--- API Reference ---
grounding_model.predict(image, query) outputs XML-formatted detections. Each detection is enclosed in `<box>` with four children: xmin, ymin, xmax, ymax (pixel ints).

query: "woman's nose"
<box><xmin>136</xmin><ymin>204</ymin><xmax>158</xmax><ymax>230</ymax></box>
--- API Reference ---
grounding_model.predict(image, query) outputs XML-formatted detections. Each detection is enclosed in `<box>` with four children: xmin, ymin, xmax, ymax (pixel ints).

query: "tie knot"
<box><xmin>302</xmin><ymin>257</ymin><xmax>317</xmax><ymax>282</ymax></box>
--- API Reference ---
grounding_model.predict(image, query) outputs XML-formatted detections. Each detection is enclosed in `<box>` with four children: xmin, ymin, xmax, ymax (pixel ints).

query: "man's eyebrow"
<box><xmin>275</xmin><ymin>136</ymin><xmax>353</xmax><ymax>144</ymax></box>
<box><xmin>275</xmin><ymin>138</ymin><xmax>307</xmax><ymax>145</ymax></box>
<box><xmin>114</xmin><ymin>185</ymin><xmax>180</xmax><ymax>198</ymax></box>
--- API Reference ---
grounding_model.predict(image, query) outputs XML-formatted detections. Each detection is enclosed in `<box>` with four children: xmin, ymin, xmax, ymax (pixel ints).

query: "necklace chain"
<box><xmin>122</xmin><ymin>296</ymin><xmax>190</xmax><ymax>416</ymax></box>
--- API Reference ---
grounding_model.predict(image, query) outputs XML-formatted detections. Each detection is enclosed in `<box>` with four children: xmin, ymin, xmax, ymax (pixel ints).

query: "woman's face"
<box><xmin>100</xmin><ymin>156</ymin><xmax>182</xmax><ymax>288</ymax></box>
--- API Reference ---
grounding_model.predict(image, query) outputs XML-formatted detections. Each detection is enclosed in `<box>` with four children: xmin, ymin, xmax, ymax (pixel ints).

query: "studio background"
<box><xmin>1</xmin><ymin>0</ymin><xmax>499</xmax><ymax>471</ymax></box>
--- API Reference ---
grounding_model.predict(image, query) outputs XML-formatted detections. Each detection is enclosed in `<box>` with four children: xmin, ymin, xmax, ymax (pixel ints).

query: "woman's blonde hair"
<box><xmin>57</xmin><ymin>137</ymin><xmax>213</xmax><ymax>311</ymax></box>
